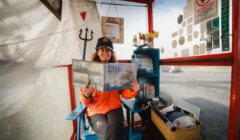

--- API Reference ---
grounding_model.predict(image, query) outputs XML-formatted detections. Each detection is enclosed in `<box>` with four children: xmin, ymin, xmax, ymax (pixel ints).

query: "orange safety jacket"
<box><xmin>80</xmin><ymin>88</ymin><xmax>137</xmax><ymax>117</ymax></box>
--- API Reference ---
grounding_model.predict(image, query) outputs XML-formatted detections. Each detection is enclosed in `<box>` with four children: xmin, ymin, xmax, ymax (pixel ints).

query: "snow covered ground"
<box><xmin>160</xmin><ymin>66</ymin><xmax>231</xmax><ymax>140</ymax></box>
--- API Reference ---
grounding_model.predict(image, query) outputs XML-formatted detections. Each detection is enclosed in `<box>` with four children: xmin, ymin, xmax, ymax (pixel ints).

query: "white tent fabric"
<box><xmin>0</xmin><ymin>0</ymin><xmax>102</xmax><ymax>139</ymax></box>
<box><xmin>0</xmin><ymin>0</ymin><xmax>102</xmax><ymax>68</ymax></box>
<box><xmin>0</xmin><ymin>66</ymin><xmax>73</xmax><ymax>140</ymax></box>
<box><xmin>0</xmin><ymin>0</ymin><xmax>102</xmax><ymax>117</ymax></box>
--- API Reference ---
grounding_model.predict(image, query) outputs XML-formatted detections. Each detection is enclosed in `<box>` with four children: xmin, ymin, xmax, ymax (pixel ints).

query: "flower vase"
<box><xmin>148</xmin><ymin>39</ymin><xmax>154</xmax><ymax>48</ymax></box>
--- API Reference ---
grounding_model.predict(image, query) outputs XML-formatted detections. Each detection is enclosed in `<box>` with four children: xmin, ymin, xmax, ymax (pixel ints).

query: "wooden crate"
<box><xmin>151</xmin><ymin>109</ymin><xmax>201</xmax><ymax>140</ymax></box>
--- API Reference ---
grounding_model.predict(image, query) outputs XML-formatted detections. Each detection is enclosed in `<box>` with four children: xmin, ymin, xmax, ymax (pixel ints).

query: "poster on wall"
<box><xmin>194</xmin><ymin>0</ymin><xmax>218</xmax><ymax>25</ymax></box>
<box><xmin>157</xmin><ymin>0</ymin><xmax>231</xmax><ymax>59</ymax></box>
<box><xmin>101</xmin><ymin>16</ymin><xmax>124</xmax><ymax>43</ymax></box>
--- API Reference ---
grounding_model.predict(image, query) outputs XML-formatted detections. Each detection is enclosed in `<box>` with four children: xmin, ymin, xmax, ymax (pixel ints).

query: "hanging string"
<box><xmin>113</xmin><ymin>0</ymin><xmax>119</xmax><ymax>18</ymax></box>
<box><xmin>106</xmin><ymin>0</ymin><xmax>112</xmax><ymax>17</ymax></box>
<box><xmin>105</xmin><ymin>0</ymin><xmax>121</xmax><ymax>18</ymax></box>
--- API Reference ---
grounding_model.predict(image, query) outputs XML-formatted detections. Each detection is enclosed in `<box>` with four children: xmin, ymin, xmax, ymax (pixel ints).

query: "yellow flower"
<box><xmin>138</xmin><ymin>31</ymin><xmax>159</xmax><ymax>41</ymax></box>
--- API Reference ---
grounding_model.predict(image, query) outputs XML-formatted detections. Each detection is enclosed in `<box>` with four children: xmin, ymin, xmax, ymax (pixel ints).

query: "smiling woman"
<box><xmin>79</xmin><ymin>37</ymin><xmax>140</xmax><ymax>140</ymax></box>
<box><xmin>91</xmin><ymin>37</ymin><xmax>117</xmax><ymax>63</ymax></box>
<box><xmin>97</xmin><ymin>47</ymin><xmax>112</xmax><ymax>63</ymax></box>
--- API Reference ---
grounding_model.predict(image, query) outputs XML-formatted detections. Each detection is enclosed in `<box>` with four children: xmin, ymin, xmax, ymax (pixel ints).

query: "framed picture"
<box><xmin>40</xmin><ymin>0</ymin><xmax>62</xmax><ymax>20</ymax></box>
<box><xmin>101</xmin><ymin>16</ymin><xmax>124</xmax><ymax>43</ymax></box>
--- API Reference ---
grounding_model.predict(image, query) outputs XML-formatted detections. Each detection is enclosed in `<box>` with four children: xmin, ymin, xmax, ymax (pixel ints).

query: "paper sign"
<box><xmin>194</xmin><ymin>0</ymin><xmax>218</xmax><ymax>25</ymax></box>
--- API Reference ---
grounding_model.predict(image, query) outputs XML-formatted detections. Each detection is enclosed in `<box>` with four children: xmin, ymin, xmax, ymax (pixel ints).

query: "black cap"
<box><xmin>95</xmin><ymin>37</ymin><xmax>113</xmax><ymax>51</ymax></box>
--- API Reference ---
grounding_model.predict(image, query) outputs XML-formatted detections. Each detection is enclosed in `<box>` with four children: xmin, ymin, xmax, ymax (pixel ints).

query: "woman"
<box><xmin>80</xmin><ymin>37</ymin><xmax>140</xmax><ymax>140</ymax></box>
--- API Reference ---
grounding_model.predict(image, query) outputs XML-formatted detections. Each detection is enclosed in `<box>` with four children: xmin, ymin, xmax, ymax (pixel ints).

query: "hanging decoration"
<box><xmin>79</xmin><ymin>28</ymin><xmax>94</xmax><ymax>60</ymax></box>
<box><xmin>101</xmin><ymin>0</ymin><xmax>124</xmax><ymax>43</ymax></box>
<box><xmin>101</xmin><ymin>16</ymin><xmax>124</xmax><ymax>43</ymax></box>
<box><xmin>80</xmin><ymin>11</ymin><xmax>87</xmax><ymax>21</ymax></box>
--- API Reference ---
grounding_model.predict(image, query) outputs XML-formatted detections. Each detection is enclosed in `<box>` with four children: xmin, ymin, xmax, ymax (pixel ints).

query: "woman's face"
<box><xmin>97</xmin><ymin>47</ymin><xmax>112</xmax><ymax>63</ymax></box>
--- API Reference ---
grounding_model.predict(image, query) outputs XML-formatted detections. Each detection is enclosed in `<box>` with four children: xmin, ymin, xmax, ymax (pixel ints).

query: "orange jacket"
<box><xmin>80</xmin><ymin>88</ymin><xmax>137</xmax><ymax>117</ymax></box>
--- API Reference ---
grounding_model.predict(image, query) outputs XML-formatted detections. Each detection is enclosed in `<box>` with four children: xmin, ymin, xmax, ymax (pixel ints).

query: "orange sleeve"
<box><xmin>120</xmin><ymin>89</ymin><xmax>137</xmax><ymax>99</ymax></box>
<box><xmin>79</xmin><ymin>88</ymin><xmax>92</xmax><ymax>106</ymax></box>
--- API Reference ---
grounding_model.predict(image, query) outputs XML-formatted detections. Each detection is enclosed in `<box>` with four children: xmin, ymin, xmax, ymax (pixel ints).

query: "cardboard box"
<box><xmin>151</xmin><ymin>109</ymin><xmax>201</xmax><ymax>140</ymax></box>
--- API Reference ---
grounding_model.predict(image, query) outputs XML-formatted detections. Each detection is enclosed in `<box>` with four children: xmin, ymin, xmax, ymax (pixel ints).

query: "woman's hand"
<box><xmin>82</xmin><ymin>87</ymin><xmax>95</xmax><ymax>98</ymax></box>
<box><xmin>81</xmin><ymin>80</ymin><xmax>96</xmax><ymax>98</ymax></box>
<box><xmin>130</xmin><ymin>81</ymin><xmax>140</xmax><ymax>92</ymax></box>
